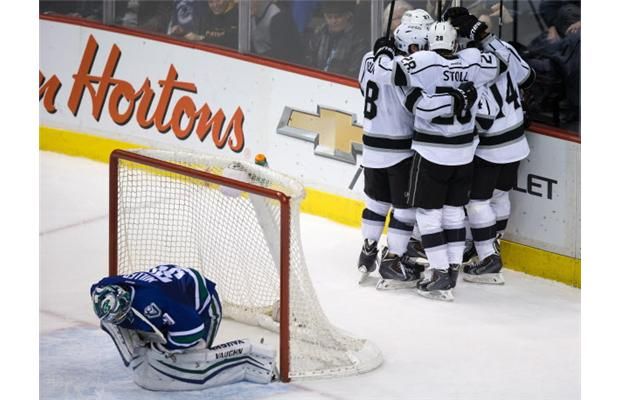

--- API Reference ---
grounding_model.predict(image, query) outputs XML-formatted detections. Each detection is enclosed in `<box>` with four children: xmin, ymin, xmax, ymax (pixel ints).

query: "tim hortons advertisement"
<box><xmin>39</xmin><ymin>19</ymin><xmax>579</xmax><ymax>258</ymax></box>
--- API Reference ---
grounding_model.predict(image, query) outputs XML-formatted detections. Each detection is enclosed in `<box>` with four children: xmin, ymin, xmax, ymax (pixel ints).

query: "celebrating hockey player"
<box><xmin>357</xmin><ymin>19</ymin><xmax>468</xmax><ymax>289</ymax></box>
<box><xmin>401</xmin><ymin>8</ymin><xmax>434</xmax><ymax>29</ymax></box>
<box><xmin>90</xmin><ymin>264</ymin><xmax>276</xmax><ymax>391</ymax></box>
<box><xmin>444</xmin><ymin>7</ymin><xmax>535</xmax><ymax>285</ymax></box>
<box><xmin>390</xmin><ymin>20</ymin><xmax>504</xmax><ymax>301</ymax></box>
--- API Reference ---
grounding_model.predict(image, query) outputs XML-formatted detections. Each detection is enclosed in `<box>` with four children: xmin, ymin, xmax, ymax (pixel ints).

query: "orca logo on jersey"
<box><xmin>277</xmin><ymin>106</ymin><xmax>363</xmax><ymax>165</ymax></box>
<box><xmin>144</xmin><ymin>303</ymin><xmax>162</xmax><ymax>319</ymax></box>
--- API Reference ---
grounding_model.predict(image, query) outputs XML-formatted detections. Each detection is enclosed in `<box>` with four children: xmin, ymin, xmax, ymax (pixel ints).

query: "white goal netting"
<box><xmin>112</xmin><ymin>149</ymin><xmax>382</xmax><ymax>380</ymax></box>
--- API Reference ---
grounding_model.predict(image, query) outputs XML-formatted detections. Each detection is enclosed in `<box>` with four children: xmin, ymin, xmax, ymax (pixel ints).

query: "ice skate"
<box><xmin>462</xmin><ymin>240</ymin><xmax>478</xmax><ymax>265</ymax></box>
<box><xmin>463</xmin><ymin>254</ymin><xmax>505</xmax><ymax>284</ymax></box>
<box><xmin>416</xmin><ymin>268</ymin><xmax>454</xmax><ymax>301</ymax></box>
<box><xmin>493</xmin><ymin>236</ymin><xmax>501</xmax><ymax>255</ymax></box>
<box><xmin>448</xmin><ymin>263</ymin><xmax>460</xmax><ymax>288</ymax></box>
<box><xmin>376</xmin><ymin>248</ymin><xmax>423</xmax><ymax>290</ymax></box>
<box><xmin>358</xmin><ymin>239</ymin><xmax>379</xmax><ymax>284</ymax></box>
<box><xmin>405</xmin><ymin>237</ymin><xmax>427</xmax><ymax>261</ymax></box>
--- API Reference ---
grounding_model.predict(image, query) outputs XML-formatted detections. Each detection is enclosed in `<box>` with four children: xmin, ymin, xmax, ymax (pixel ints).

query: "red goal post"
<box><xmin>108</xmin><ymin>149</ymin><xmax>382</xmax><ymax>382</ymax></box>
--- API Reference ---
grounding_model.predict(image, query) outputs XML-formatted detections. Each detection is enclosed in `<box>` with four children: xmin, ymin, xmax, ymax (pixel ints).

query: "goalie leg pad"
<box><xmin>131</xmin><ymin>339</ymin><xmax>276</xmax><ymax>391</ymax></box>
<box><xmin>100</xmin><ymin>321</ymin><xmax>146</xmax><ymax>368</ymax></box>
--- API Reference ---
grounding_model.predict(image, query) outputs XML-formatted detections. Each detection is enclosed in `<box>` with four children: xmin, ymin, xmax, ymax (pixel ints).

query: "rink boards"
<box><xmin>38</xmin><ymin>17</ymin><xmax>580</xmax><ymax>287</ymax></box>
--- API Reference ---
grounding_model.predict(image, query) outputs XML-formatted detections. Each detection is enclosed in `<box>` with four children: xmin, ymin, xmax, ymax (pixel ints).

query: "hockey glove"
<box><xmin>373</xmin><ymin>36</ymin><xmax>396</xmax><ymax>60</ymax></box>
<box><xmin>450</xmin><ymin>14</ymin><xmax>489</xmax><ymax>41</ymax></box>
<box><xmin>442</xmin><ymin>6</ymin><xmax>469</xmax><ymax>22</ymax></box>
<box><xmin>450</xmin><ymin>82</ymin><xmax>477</xmax><ymax>116</ymax></box>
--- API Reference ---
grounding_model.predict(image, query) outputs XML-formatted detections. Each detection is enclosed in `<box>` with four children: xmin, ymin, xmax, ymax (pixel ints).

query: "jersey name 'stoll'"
<box><xmin>359</xmin><ymin>51</ymin><xmax>454</xmax><ymax>169</ymax></box>
<box><xmin>91</xmin><ymin>264</ymin><xmax>221</xmax><ymax>350</ymax></box>
<box><xmin>394</xmin><ymin>48</ymin><xmax>502</xmax><ymax>166</ymax></box>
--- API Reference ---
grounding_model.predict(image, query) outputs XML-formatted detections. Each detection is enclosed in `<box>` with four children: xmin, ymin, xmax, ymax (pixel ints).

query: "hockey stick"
<box><xmin>498</xmin><ymin>0</ymin><xmax>504</xmax><ymax>39</ymax></box>
<box><xmin>348</xmin><ymin>165</ymin><xmax>364</xmax><ymax>190</ymax></box>
<box><xmin>385</xmin><ymin>0</ymin><xmax>396</xmax><ymax>37</ymax></box>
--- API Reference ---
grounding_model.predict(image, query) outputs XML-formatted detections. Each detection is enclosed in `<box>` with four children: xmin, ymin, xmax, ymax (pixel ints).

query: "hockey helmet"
<box><xmin>92</xmin><ymin>284</ymin><xmax>134</xmax><ymax>324</ymax></box>
<box><xmin>394</xmin><ymin>23</ymin><xmax>429</xmax><ymax>53</ymax></box>
<box><xmin>428</xmin><ymin>21</ymin><xmax>457</xmax><ymax>52</ymax></box>
<box><xmin>401</xmin><ymin>9</ymin><xmax>435</xmax><ymax>29</ymax></box>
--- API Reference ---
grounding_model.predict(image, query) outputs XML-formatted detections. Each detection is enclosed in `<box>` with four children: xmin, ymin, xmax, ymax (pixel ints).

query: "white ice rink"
<box><xmin>39</xmin><ymin>151</ymin><xmax>580</xmax><ymax>400</ymax></box>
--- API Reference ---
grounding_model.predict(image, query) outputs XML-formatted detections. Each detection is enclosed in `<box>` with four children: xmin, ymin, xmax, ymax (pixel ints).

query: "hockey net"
<box><xmin>109</xmin><ymin>149</ymin><xmax>382</xmax><ymax>381</ymax></box>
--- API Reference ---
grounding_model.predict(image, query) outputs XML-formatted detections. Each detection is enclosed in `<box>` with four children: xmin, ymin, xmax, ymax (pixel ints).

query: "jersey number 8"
<box><xmin>364</xmin><ymin>81</ymin><xmax>379</xmax><ymax>120</ymax></box>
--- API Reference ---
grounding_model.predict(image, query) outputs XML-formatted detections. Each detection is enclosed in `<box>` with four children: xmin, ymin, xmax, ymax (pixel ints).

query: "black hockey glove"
<box><xmin>373</xmin><ymin>36</ymin><xmax>396</xmax><ymax>60</ymax></box>
<box><xmin>450</xmin><ymin>14</ymin><xmax>489</xmax><ymax>41</ymax></box>
<box><xmin>450</xmin><ymin>82</ymin><xmax>477</xmax><ymax>116</ymax></box>
<box><xmin>442</xmin><ymin>6</ymin><xmax>469</xmax><ymax>22</ymax></box>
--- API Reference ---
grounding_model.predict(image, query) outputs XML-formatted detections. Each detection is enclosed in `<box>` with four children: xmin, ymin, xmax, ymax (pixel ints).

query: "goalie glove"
<box><xmin>373</xmin><ymin>36</ymin><xmax>396</xmax><ymax>61</ymax></box>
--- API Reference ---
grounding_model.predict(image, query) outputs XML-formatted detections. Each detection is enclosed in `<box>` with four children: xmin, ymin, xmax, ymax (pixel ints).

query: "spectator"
<box><xmin>525</xmin><ymin>1</ymin><xmax>580</xmax><ymax>127</ymax></box>
<box><xmin>287</xmin><ymin>0</ymin><xmax>320</xmax><ymax>34</ymax></box>
<box><xmin>40</xmin><ymin>0</ymin><xmax>102</xmax><ymax>21</ymax></box>
<box><xmin>382</xmin><ymin>0</ymin><xmax>414</xmax><ymax>33</ymax></box>
<box><xmin>167</xmin><ymin>0</ymin><xmax>209</xmax><ymax>40</ymax></box>
<box><xmin>116</xmin><ymin>1</ymin><xmax>172</xmax><ymax>34</ymax></box>
<box><xmin>250</xmin><ymin>1</ymin><xmax>304</xmax><ymax>64</ymax></box>
<box><xmin>202</xmin><ymin>0</ymin><xmax>239</xmax><ymax>49</ymax></box>
<box><xmin>305</xmin><ymin>1</ymin><xmax>367</xmax><ymax>78</ymax></box>
<box><xmin>539</xmin><ymin>0</ymin><xmax>581</xmax><ymax>42</ymax></box>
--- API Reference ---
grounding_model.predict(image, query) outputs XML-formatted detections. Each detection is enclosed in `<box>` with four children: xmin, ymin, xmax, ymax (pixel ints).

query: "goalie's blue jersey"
<box><xmin>91</xmin><ymin>264</ymin><xmax>222</xmax><ymax>350</ymax></box>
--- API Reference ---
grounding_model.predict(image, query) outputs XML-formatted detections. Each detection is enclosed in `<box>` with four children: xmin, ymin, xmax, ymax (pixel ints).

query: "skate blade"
<box><xmin>358</xmin><ymin>270</ymin><xmax>370</xmax><ymax>284</ymax></box>
<box><xmin>416</xmin><ymin>288</ymin><xmax>454</xmax><ymax>302</ymax></box>
<box><xmin>376</xmin><ymin>278</ymin><xmax>418</xmax><ymax>290</ymax></box>
<box><xmin>462</xmin><ymin>272</ymin><xmax>505</xmax><ymax>285</ymax></box>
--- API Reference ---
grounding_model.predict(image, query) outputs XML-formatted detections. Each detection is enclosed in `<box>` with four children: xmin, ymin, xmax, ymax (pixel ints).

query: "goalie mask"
<box><xmin>394</xmin><ymin>23</ymin><xmax>429</xmax><ymax>54</ymax></box>
<box><xmin>401</xmin><ymin>9</ymin><xmax>435</xmax><ymax>29</ymax></box>
<box><xmin>428</xmin><ymin>21</ymin><xmax>457</xmax><ymax>52</ymax></box>
<box><xmin>92</xmin><ymin>285</ymin><xmax>134</xmax><ymax>324</ymax></box>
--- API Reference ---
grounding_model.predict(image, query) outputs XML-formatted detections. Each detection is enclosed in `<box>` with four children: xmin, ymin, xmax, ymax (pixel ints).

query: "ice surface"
<box><xmin>39</xmin><ymin>151</ymin><xmax>580</xmax><ymax>400</ymax></box>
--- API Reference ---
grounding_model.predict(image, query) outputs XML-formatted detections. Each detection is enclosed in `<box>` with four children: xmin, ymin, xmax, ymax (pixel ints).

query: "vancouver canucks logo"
<box><xmin>144</xmin><ymin>303</ymin><xmax>162</xmax><ymax>319</ymax></box>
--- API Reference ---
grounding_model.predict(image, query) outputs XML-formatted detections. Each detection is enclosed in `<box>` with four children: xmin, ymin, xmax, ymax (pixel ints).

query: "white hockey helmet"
<box><xmin>92</xmin><ymin>284</ymin><xmax>134</xmax><ymax>324</ymax></box>
<box><xmin>401</xmin><ymin>9</ymin><xmax>435</xmax><ymax>29</ymax></box>
<box><xmin>393</xmin><ymin>23</ymin><xmax>429</xmax><ymax>53</ymax></box>
<box><xmin>428</xmin><ymin>21</ymin><xmax>457</xmax><ymax>52</ymax></box>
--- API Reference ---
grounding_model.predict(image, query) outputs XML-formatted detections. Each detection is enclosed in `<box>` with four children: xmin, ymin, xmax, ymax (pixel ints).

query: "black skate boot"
<box><xmin>376</xmin><ymin>247</ymin><xmax>422</xmax><ymax>290</ymax></box>
<box><xmin>463</xmin><ymin>254</ymin><xmax>505</xmax><ymax>284</ymax></box>
<box><xmin>358</xmin><ymin>239</ymin><xmax>379</xmax><ymax>284</ymax></box>
<box><xmin>462</xmin><ymin>240</ymin><xmax>478</xmax><ymax>265</ymax></box>
<box><xmin>416</xmin><ymin>268</ymin><xmax>454</xmax><ymax>301</ymax></box>
<box><xmin>405</xmin><ymin>237</ymin><xmax>427</xmax><ymax>261</ymax></box>
<box><xmin>448</xmin><ymin>264</ymin><xmax>460</xmax><ymax>289</ymax></box>
<box><xmin>493</xmin><ymin>236</ymin><xmax>501</xmax><ymax>255</ymax></box>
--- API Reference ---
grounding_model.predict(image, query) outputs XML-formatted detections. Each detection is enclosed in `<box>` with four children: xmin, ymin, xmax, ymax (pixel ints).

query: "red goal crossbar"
<box><xmin>108</xmin><ymin>149</ymin><xmax>293</xmax><ymax>382</ymax></box>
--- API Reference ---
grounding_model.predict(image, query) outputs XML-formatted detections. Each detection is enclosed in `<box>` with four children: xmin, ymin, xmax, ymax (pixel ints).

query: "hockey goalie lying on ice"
<box><xmin>90</xmin><ymin>264</ymin><xmax>276</xmax><ymax>391</ymax></box>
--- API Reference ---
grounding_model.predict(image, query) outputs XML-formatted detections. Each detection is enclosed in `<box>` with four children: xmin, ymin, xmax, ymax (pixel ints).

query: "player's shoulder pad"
<box><xmin>457</xmin><ymin>47</ymin><xmax>482</xmax><ymax>63</ymax></box>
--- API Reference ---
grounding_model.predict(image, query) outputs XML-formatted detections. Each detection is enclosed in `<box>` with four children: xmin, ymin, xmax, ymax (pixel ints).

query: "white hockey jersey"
<box><xmin>359</xmin><ymin>51</ymin><xmax>454</xmax><ymax>169</ymax></box>
<box><xmin>476</xmin><ymin>35</ymin><xmax>535</xmax><ymax>163</ymax></box>
<box><xmin>393</xmin><ymin>48</ymin><xmax>502</xmax><ymax>166</ymax></box>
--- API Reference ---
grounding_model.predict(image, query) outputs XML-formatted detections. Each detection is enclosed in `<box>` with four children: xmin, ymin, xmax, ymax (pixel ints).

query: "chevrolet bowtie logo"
<box><xmin>277</xmin><ymin>106</ymin><xmax>363</xmax><ymax>164</ymax></box>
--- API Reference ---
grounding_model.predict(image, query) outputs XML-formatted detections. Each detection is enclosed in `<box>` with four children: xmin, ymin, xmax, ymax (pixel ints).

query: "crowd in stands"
<box><xmin>40</xmin><ymin>0</ymin><xmax>580</xmax><ymax>133</ymax></box>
